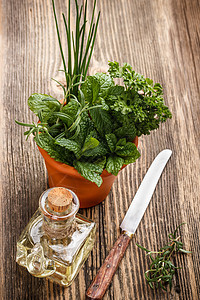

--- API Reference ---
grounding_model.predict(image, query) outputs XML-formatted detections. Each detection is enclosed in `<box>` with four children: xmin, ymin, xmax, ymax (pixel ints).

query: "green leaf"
<box><xmin>105</xmin><ymin>155</ymin><xmax>124</xmax><ymax>176</ymax></box>
<box><xmin>123</xmin><ymin>154</ymin><xmax>140</xmax><ymax>164</ymax></box>
<box><xmin>173</xmin><ymin>222</ymin><xmax>186</xmax><ymax>237</ymax></box>
<box><xmin>146</xmin><ymin>78</ymin><xmax>153</xmax><ymax>85</ymax></box>
<box><xmin>94</xmin><ymin>156</ymin><xmax>106</xmax><ymax>170</ymax></box>
<box><xmin>84</xmin><ymin>157</ymin><xmax>105</xmax><ymax>173</ymax></box>
<box><xmin>55</xmin><ymin>138</ymin><xmax>81</xmax><ymax>158</ymax></box>
<box><xmin>109</xmin><ymin>96</ymin><xmax>133</xmax><ymax>115</ymax></box>
<box><xmin>82</xmin><ymin>141</ymin><xmax>108</xmax><ymax>157</ymax></box>
<box><xmin>15</xmin><ymin>120</ymin><xmax>35</xmax><ymax>128</ymax></box>
<box><xmin>89</xmin><ymin>107</ymin><xmax>113</xmax><ymax>136</ymax></box>
<box><xmin>35</xmin><ymin>132</ymin><xmax>72</xmax><ymax>164</ymax></box>
<box><xmin>28</xmin><ymin>93</ymin><xmax>61</xmax><ymax>115</ymax></box>
<box><xmin>107</xmin><ymin>85</ymin><xmax>124</xmax><ymax>96</ymax></box>
<box><xmin>94</xmin><ymin>73</ymin><xmax>114</xmax><ymax>97</ymax></box>
<box><xmin>116</xmin><ymin>142</ymin><xmax>139</xmax><ymax>157</ymax></box>
<box><xmin>82</xmin><ymin>136</ymin><xmax>99</xmax><ymax>153</ymax></box>
<box><xmin>116</xmin><ymin>138</ymin><xmax>126</xmax><ymax>147</ymax></box>
<box><xmin>73</xmin><ymin>158</ymin><xmax>106</xmax><ymax>187</ymax></box>
<box><xmin>99</xmin><ymin>97</ymin><xmax>109</xmax><ymax>110</ymax></box>
<box><xmin>136</xmin><ymin>243</ymin><xmax>150</xmax><ymax>253</ymax></box>
<box><xmin>81</xmin><ymin>76</ymin><xmax>100</xmax><ymax>104</ymax></box>
<box><xmin>179</xmin><ymin>249</ymin><xmax>192</xmax><ymax>254</ymax></box>
<box><xmin>72</xmin><ymin>111</ymin><xmax>94</xmax><ymax>145</ymax></box>
<box><xmin>105</xmin><ymin>133</ymin><xmax>117</xmax><ymax>152</ymax></box>
<box><xmin>114</xmin><ymin>123</ymin><xmax>136</xmax><ymax>141</ymax></box>
<box><xmin>61</xmin><ymin>99</ymin><xmax>79</xmax><ymax>117</ymax></box>
<box><xmin>81</xmin><ymin>73</ymin><xmax>114</xmax><ymax>104</ymax></box>
<box><xmin>76</xmin><ymin>156</ymin><xmax>106</xmax><ymax>174</ymax></box>
<box><xmin>111</xmin><ymin>139</ymin><xmax>140</xmax><ymax>166</ymax></box>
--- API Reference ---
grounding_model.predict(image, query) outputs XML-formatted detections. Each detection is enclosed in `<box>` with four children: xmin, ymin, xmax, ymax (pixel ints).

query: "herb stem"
<box><xmin>136</xmin><ymin>223</ymin><xmax>191</xmax><ymax>291</ymax></box>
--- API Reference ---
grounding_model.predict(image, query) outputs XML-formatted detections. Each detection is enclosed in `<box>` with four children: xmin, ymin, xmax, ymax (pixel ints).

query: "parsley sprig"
<box><xmin>136</xmin><ymin>223</ymin><xmax>192</xmax><ymax>291</ymax></box>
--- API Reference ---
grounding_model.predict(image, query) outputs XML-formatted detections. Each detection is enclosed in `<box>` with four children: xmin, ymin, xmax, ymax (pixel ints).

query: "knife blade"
<box><xmin>86</xmin><ymin>149</ymin><xmax>172</xmax><ymax>300</ymax></box>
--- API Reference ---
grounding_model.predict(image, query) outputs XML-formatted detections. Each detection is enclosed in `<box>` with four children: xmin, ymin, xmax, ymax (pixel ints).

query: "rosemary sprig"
<box><xmin>136</xmin><ymin>223</ymin><xmax>192</xmax><ymax>291</ymax></box>
<box><xmin>52</xmin><ymin>0</ymin><xmax>100</xmax><ymax>99</ymax></box>
<box><xmin>15</xmin><ymin>120</ymin><xmax>53</xmax><ymax>147</ymax></box>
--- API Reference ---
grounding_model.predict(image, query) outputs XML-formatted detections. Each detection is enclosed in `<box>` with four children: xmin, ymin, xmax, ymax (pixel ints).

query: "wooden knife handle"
<box><xmin>86</xmin><ymin>232</ymin><xmax>132</xmax><ymax>300</ymax></box>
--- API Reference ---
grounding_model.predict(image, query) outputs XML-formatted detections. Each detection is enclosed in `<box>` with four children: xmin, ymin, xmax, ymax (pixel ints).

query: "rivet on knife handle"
<box><xmin>86</xmin><ymin>232</ymin><xmax>132</xmax><ymax>300</ymax></box>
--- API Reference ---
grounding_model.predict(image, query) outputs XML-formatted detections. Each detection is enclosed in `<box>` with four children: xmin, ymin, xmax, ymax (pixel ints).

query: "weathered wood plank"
<box><xmin>0</xmin><ymin>0</ymin><xmax>199</xmax><ymax>299</ymax></box>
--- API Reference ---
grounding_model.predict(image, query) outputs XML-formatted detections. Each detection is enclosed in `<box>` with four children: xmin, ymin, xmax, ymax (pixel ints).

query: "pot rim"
<box><xmin>38</xmin><ymin>136</ymin><xmax>138</xmax><ymax>179</ymax></box>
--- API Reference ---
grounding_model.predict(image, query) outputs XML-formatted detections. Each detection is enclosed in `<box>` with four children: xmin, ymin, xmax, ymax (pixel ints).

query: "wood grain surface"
<box><xmin>0</xmin><ymin>0</ymin><xmax>199</xmax><ymax>299</ymax></box>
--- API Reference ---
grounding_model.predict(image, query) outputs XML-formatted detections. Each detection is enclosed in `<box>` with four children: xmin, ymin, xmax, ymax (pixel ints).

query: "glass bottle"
<box><xmin>16</xmin><ymin>187</ymin><xmax>96</xmax><ymax>287</ymax></box>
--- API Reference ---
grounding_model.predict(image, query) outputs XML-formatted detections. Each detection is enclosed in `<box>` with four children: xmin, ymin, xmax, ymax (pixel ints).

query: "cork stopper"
<box><xmin>47</xmin><ymin>187</ymin><xmax>73</xmax><ymax>213</ymax></box>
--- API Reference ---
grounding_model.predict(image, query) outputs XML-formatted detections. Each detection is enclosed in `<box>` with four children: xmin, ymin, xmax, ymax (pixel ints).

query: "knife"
<box><xmin>86</xmin><ymin>149</ymin><xmax>172</xmax><ymax>300</ymax></box>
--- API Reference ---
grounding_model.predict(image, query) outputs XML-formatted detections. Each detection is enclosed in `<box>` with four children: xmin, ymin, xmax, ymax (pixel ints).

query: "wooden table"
<box><xmin>0</xmin><ymin>0</ymin><xmax>199</xmax><ymax>299</ymax></box>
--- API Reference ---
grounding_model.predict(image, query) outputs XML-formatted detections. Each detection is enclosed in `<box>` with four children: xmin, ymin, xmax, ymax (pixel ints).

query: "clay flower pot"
<box><xmin>38</xmin><ymin>136</ymin><xmax>138</xmax><ymax>208</ymax></box>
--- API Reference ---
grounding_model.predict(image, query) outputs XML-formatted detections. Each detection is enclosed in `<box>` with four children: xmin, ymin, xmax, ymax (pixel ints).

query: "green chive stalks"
<box><xmin>52</xmin><ymin>0</ymin><xmax>100</xmax><ymax>99</ymax></box>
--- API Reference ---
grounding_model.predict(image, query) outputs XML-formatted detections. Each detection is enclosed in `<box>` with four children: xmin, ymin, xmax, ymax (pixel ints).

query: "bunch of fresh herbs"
<box><xmin>16</xmin><ymin>0</ymin><xmax>172</xmax><ymax>187</ymax></box>
<box><xmin>136</xmin><ymin>223</ymin><xmax>191</xmax><ymax>291</ymax></box>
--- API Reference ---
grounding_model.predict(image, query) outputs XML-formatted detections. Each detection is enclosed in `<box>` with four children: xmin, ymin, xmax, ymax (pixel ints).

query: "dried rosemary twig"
<box><xmin>136</xmin><ymin>223</ymin><xmax>192</xmax><ymax>291</ymax></box>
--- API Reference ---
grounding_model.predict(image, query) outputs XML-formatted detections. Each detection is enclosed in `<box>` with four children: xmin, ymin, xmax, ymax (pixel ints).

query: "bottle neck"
<box><xmin>39</xmin><ymin>188</ymin><xmax>79</xmax><ymax>239</ymax></box>
<box><xmin>42</xmin><ymin>215</ymin><xmax>77</xmax><ymax>239</ymax></box>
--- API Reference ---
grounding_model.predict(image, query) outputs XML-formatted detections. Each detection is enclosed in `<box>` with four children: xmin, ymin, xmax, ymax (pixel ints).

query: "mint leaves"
<box><xmin>28</xmin><ymin>93</ymin><xmax>61</xmax><ymax>118</ymax></box>
<box><xmin>81</xmin><ymin>73</ymin><xmax>114</xmax><ymax>105</ymax></box>
<box><xmin>106</xmin><ymin>155</ymin><xmax>124</xmax><ymax>176</ymax></box>
<box><xmin>74</xmin><ymin>157</ymin><xmax>106</xmax><ymax>187</ymax></box>
<box><xmin>105</xmin><ymin>135</ymin><xmax>140</xmax><ymax>175</ymax></box>
<box><xmin>89</xmin><ymin>108</ymin><xmax>113</xmax><ymax>137</ymax></box>
<box><xmin>55</xmin><ymin>138</ymin><xmax>82</xmax><ymax>159</ymax></box>
<box><xmin>17</xmin><ymin>62</ymin><xmax>172</xmax><ymax>186</ymax></box>
<box><xmin>105</xmin><ymin>133</ymin><xmax>117</xmax><ymax>153</ymax></box>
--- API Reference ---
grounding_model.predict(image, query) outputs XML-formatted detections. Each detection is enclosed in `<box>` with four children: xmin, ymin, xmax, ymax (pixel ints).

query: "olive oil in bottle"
<box><xmin>16</xmin><ymin>187</ymin><xmax>96</xmax><ymax>286</ymax></box>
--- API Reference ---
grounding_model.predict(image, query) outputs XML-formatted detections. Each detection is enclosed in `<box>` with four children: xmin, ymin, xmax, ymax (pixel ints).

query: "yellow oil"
<box><xmin>16</xmin><ymin>209</ymin><xmax>96</xmax><ymax>287</ymax></box>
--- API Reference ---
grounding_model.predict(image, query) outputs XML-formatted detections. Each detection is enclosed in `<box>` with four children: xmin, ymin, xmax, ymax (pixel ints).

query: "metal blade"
<box><xmin>120</xmin><ymin>149</ymin><xmax>172</xmax><ymax>234</ymax></box>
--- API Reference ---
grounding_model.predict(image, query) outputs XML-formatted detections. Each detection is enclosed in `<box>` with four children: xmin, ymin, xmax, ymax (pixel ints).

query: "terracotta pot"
<box><xmin>38</xmin><ymin>136</ymin><xmax>138</xmax><ymax>208</ymax></box>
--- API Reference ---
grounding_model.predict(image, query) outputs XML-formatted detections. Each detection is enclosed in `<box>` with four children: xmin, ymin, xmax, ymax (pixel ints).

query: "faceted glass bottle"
<box><xmin>16</xmin><ymin>187</ymin><xmax>96</xmax><ymax>287</ymax></box>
